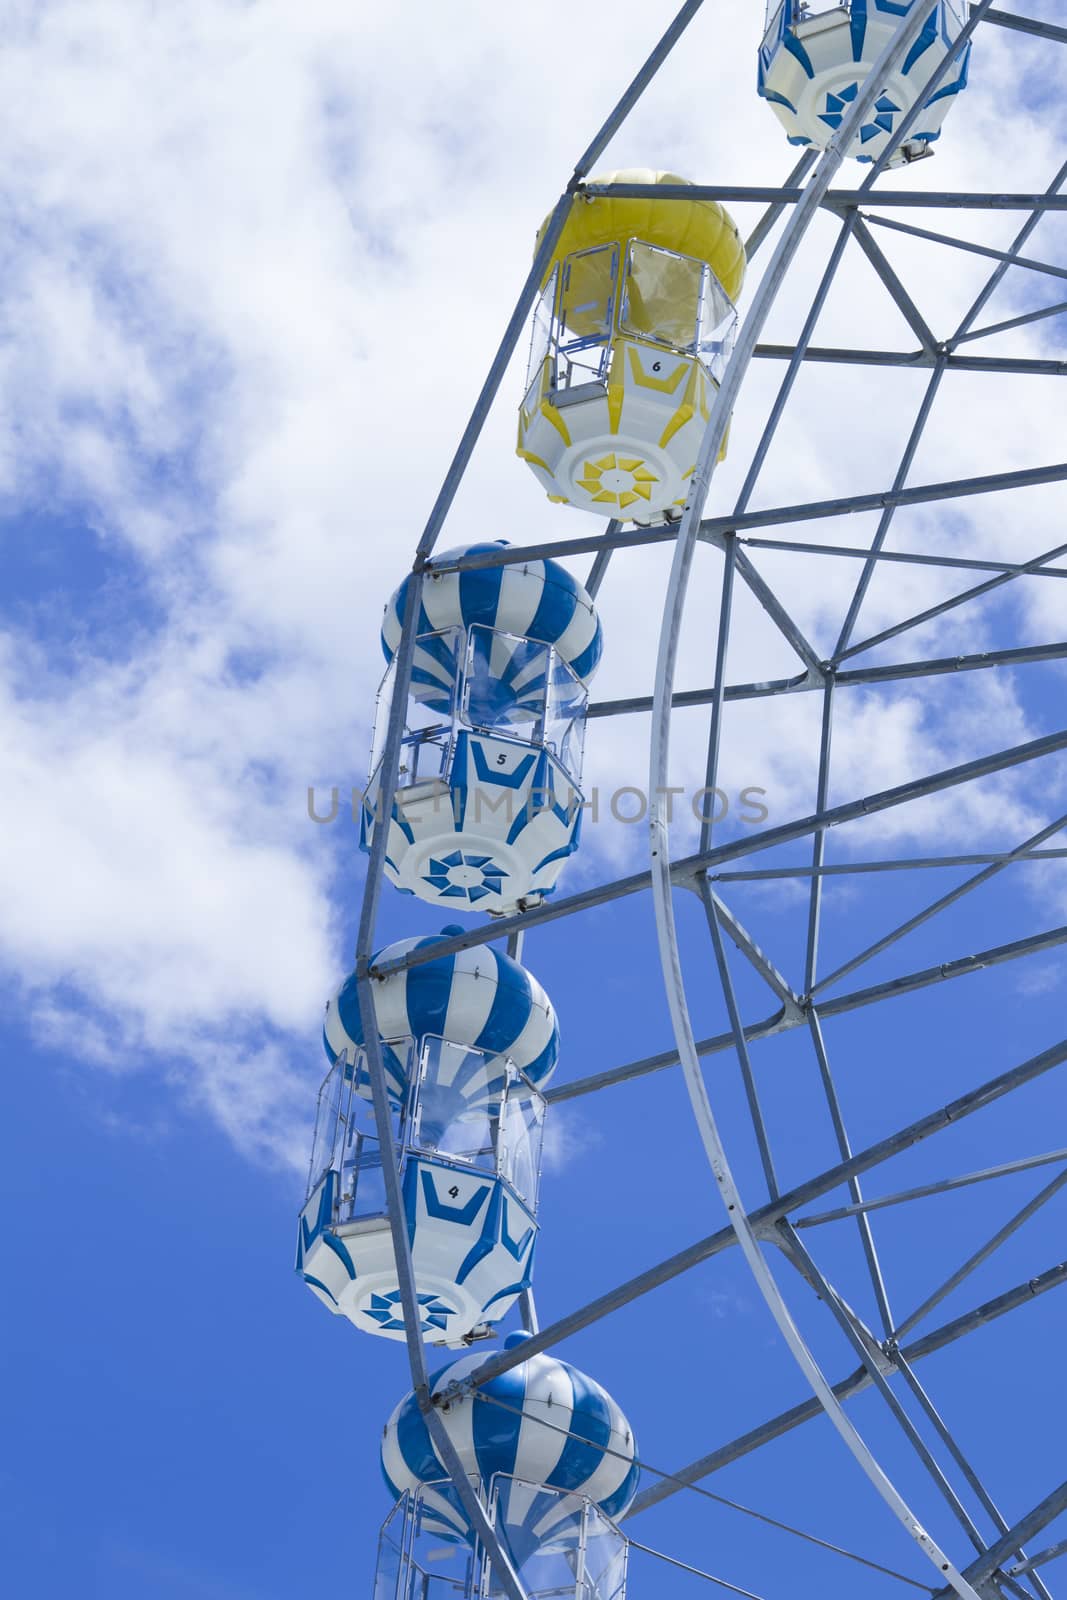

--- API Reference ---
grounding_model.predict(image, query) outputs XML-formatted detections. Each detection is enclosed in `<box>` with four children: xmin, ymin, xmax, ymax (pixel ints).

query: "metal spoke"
<box><xmin>777</xmin><ymin>1226</ymin><xmax>989</xmax><ymax>1555</ymax></box>
<box><xmin>698</xmin><ymin>534</ymin><xmax>738</xmax><ymax>857</ymax></box>
<box><xmin>744</xmin><ymin>148</ymin><xmax>820</xmax><ymax>259</ymax></box>
<box><xmin>584</xmin><ymin>538</ymin><xmax>616</xmax><ymax>598</ymax></box>
<box><xmin>550</xmin><ymin>924</ymin><xmax>1067</xmax><ymax>1102</ymax></box>
<box><xmin>432</xmin><ymin>462</ymin><xmax>1067</xmax><ymax>574</ymax></box>
<box><xmin>893</xmin><ymin>1357</ymin><xmax>1058</xmax><ymax>1600</ymax></box>
<box><xmin>455</xmin><ymin>1037</ymin><xmax>1067</xmax><ymax>1392</ymax></box>
<box><xmin>834</xmin><ymin>364</ymin><xmax>946</xmax><ymax>657</ymax></box>
<box><xmin>794</xmin><ymin>1148</ymin><xmax>1067</xmax><ymax>1228</ymax></box>
<box><xmin>1009</xmin><ymin>1540</ymin><xmax>1067</xmax><ymax>1578</ymax></box>
<box><xmin>590</xmin><ymin>640</ymin><xmax>1067</xmax><ymax>716</ymax></box>
<box><xmin>698</xmin><ymin>877</ymin><xmax>803</xmax><ymax>1015</ymax></box>
<box><xmin>837</xmin><ymin>541</ymin><xmax>1067</xmax><ymax>664</ymax></box>
<box><xmin>954</xmin><ymin>299</ymin><xmax>1067</xmax><ymax>345</ymax></box>
<box><xmin>810</xmin><ymin>810</ymin><xmax>1067</xmax><ymax>997</ymax></box>
<box><xmin>585</xmin><ymin>182</ymin><xmax>1067</xmax><ymax>211</ymax></box>
<box><xmin>569</xmin><ymin>0</ymin><xmax>710</xmax><ymax>181</ymax></box>
<box><xmin>861</xmin><ymin>211</ymin><xmax>1067</xmax><ymax>286</ymax></box>
<box><xmin>625</xmin><ymin>1539</ymin><xmax>771</xmax><ymax>1600</ymax></box>
<box><xmin>737</xmin><ymin>535</ymin><xmax>1067</xmax><ymax>579</ymax></box>
<box><xmin>753</xmin><ymin>344</ymin><xmax>1067</xmax><ymax>374</ymax></box>
<box><xmin>891</xmin><ymin>1166</ymin><xmax>1067</xmax><ymax>1342</ymax></box>
<box><xmin>948</xmin><ymin>155</ymin><xmax>1067</xmax><ymax>348</ymax></box>
<box><xmin>473</xmin><ymin>1388</ymin><xmax>932</xmax><ymax>1591</ymax></box>
<box><xmin>732</xmin><ymin>543</ymin><xmax>827</xmax><ymax>676</ymax></box>
<box><xmin>355</xmin><ymin>973</ymin><xmax>529</xmax><ymax>1598</ymax></box>
<box><xmin>627</xmin><ymin>1263</ymin><xmax>1067</xmax><ymax>1516</ymax></box>
<box><xmin>732</xmin><ymin>214</ymin><xmax>857</xmax><ymax>515</ymax></box>
<box><xmin>939</xmin><ymin>1481</ymin><xmax>1067</xmax><ymax>1596</ymax></box>
<box><xmin>372</xmin><ymin>723</ymin><xmax>1067</xmax><ymax>972</ymax></box>
<box><xmin>704</xmin><ymin>890</ymin><xmax>781</xmax><ymax>1200</ymax></box>
<box><xmin>808</xmin><ymin>1011</ymin><xmax>896</xmax><ymax>1336</ymax></box>
<box><xmin>977</xmin><ymin>6</ymin><xmax>1067</xmax><ymax>44</ymax></box>
<box><xmin>710</xmin><ymin>849</ymin><xmax>1067</xmax><ymax>881</ymax></box>
<box><xmin>852</xmin><ymin>217</ymin><xmax>939</xmax><ymax>352</ymax></box>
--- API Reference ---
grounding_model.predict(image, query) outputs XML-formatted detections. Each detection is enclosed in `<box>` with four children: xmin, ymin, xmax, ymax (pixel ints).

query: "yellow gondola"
<box><xmin>517</xmin><ymin>169</ymin><xmax>745</xmax><ymax>521</ymax></box>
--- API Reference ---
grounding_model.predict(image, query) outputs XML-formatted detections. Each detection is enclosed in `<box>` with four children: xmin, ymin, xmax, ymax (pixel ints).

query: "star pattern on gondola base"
<box><xmin>364</xmin><ymin>1288</ymin><xmax>456</xmax><ymax>1333</ymax></box>
<box><xmin>576</xmin><ymin>452</ymin><xmax>659</xmax><ymax>510</ymax></box>
<box><xmin>818</xmin><ymin>81</ymin><xmax>901</xmax><ymax>144</ymax></box>
<box><xmin>422</xmin><ymin>849</ymin><xmax>509</xmax><ymax>903</ymax></box>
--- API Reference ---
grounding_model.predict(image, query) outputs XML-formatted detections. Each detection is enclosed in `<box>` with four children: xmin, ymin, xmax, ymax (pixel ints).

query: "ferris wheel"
<box><xmin>296</xmin><ymin>3</ymin><xmax>1067</xmax><ymax>1597</ymax></box>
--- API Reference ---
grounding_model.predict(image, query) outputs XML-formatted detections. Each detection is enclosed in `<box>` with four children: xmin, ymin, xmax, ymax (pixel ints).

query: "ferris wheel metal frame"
<box><xmin>351</xmin><ymin>4</ymin><xmax>1067</xmax><ymax>1597</ymax></box>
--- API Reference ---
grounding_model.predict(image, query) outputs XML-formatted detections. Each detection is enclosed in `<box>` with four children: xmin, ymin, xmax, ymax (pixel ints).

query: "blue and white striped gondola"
<box><xmin>296</xmin><ymin>932</ymin><xmax>557</xmax><ymax>1344</ymax></box>
<box><xmin>362</xmin><ymin>543</ymin><xmax>601</xmax><ymax>914</ymax></box>
<box><xmin>758</xmin><ymin>1</ymin><xmax>970</xmax><ymax>166</ymax></box>
<box><xmin>382</xmin><ymin>541</ymin><xmax>602</xmax><ymax>718</ymax></box>
<box><xmin>381</xmin><ymin>1334</ymin><xmax>640</xmax><ymax>1555</ymax></box>
<box><xmin>323</xmin><ymin>927</ymin><xmax>560</xmax><ymax>1108</ymax></box>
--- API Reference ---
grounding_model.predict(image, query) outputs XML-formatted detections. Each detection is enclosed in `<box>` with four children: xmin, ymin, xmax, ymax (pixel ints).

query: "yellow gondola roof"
<box><xmin>538</xmin><ymin>168</ymin><xmax>746</xmax><ymax>303</ymax></box>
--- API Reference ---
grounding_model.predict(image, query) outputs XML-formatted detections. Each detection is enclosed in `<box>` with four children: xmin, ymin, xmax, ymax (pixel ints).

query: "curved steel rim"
<box><xmin>647</xmin><ymin>5</ymin><xmax>990</xmax><ymax>1597</ymax></box>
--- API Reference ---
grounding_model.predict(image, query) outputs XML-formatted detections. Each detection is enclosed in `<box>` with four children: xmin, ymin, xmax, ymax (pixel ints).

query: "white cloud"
<box><xmin>0</xmin><ymin>0</ymin><xmax>1063</xmax><ymax>1163</ymax></box>
<box><xmin>1015</xmin><ymin>962</ymin><xmax>1065</xmax><ymax>997</ymax></box>
<box><xmin>541</xmin><ymin>1103</ymin><xmax>603</xmax><ymax>1176</ymax></box>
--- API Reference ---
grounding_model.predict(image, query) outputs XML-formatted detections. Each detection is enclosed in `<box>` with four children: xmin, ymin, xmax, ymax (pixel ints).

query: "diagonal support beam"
<box><xmin>1009</xmin><ymin>1539</ymin><xmax>1067</xmax><ymax>1578</ymax></box>
<box><xmin>356</xmin><ymin>982</ymin><xmax>530</xmax><ymax>1600</ymax></box>
<box><xmin>777</xmin><ymin>1224</ymin><xmax>989</xmax><ymax>1553</ymax></box>
<box><xmin>974</xmin><ymin>6</ymin><xmax>1067</xmax><ymax>47</ymax></box>
<box><xmin>852</xmin><ymin>217</ymin><xmax>939</xmax><ymax>353</ymax></box>
<box><xmin>752</xmin><ymin>345</ymin><xmax>1067</xmax><ymax>374</ymax></box>
<box><xmin>795</xmin><ymin>1147</ymin><xmax>1067</xmax><ymax>1229</ymax></box>
<box><xmin>550</xmin><ymin>921</ymin><xmax>1067</xmax><ymax>1102</ymax></box>
<box><xmin>948</xmin><ymin>155</ymin><xmax>1067</xmax><ymax>371</ymax></box>
<box><xmin>584</xmin><ymin>182</ymin><xmax>1067</xmax><ymax>210</ymax></box>
<box><xmin>834</xmin><ymin>363</ymin><xmax>945</xmax><ymax>656</ymax></box>
<box><xmin>568</xmin><ymin>0</ymin><xmax>709</xmax><ymax>180</ymax></box>
<box><xmin>861</xmin><ymin>211</ymin><xmax>1067</xmax><ymax>285</ymax></box>
<box><xmin>838</xmin><ymin>540</ymin><xmax>1067</xmax><ymax>664</ymax></box>
<box><xmin>808</xmin><ymin>1010</ymin><xmax>896</xmax><ymax>1336</ymax></box>
<box><xmin>955</xmin><ymin>299</ymin><xmax>1067</xmax><ymax>346</ymax></box>
<box><xmin>627</xmin><ymin>1262</ymin><xmax>1067</xmax><ymax>1516</ymax></box>
<box><xmin>935</xmin><ymin>1481</ymin><xmax>1067</xmax><ymax>1598</ymax></box>
<box><xmin>704</xmin><ymin>890</ymin><xmax>781</xmax><ymax>1199</ymax></box>
<box><xmin>744</xmin><ymin>148</ymin><xmax>819</xmax><ymax>259</ymax></box>
<box><xmin>891</xmin><ymin>1165</ymin><xmax>1067</xmax><ymax>1343</ymax></box>
<box><xmin>729</xmin><ymin>543</ymin><xmax>825</xmax><ymax>679</ymax></box>
<box><xmin>739</xmin><ymin>537</ymin><xmax>1067</xmax><ymax>579</ymax></box>
<box><xmin>732</xmin><ymin>212</ymin><xmax>858</xmax><ymax>518</ymax></box>
<box><xmin>449</xmin><ymin>1036</ymin><xmax>1067</xmax><ymax>1395</ymax></box>
<box><xmin>587</xmin><ymin>639</ymin><xmax>1067</xmax><ymax>716</ymax></box>
<box><xmin>602</xmin><ymin>639</ymin><xmax>1067</xmax><ymax>714</ymax></box>
<box><xmin>433</xmin><ymin>462</ymin><xmax>1067</xmax><ymax>576</ymax></box>
<box><xmin>697</xmin><ymin>877</ymin><xmax>803</xmax><ymax>1015</ymax></box>
<box><xmin>375</xmin><ymin>725</ymin><xmax>1067</xmax><ymax>976</ymax></box>
<box><xmin>810</xmin><ymin>809</ymin><xmax>1067</xmax><ymax>997</ymax></box>
<box><xmin>824</xmin><ymin>924</ymin><xmax>1067</xmax><ymax>1017</ymax></box>
<box><xmin>894</xmin><ymin>1357</ymin><xmax>1059</xmax><ymax>1600</ymax></box>
<box><xmin>712</xmin><ymin>848</ymin><xmax>1067</xmax><ymax>882</ymax></box>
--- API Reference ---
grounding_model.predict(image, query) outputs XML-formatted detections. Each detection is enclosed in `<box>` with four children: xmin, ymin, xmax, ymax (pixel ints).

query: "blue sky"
<box><xmin>2</xmin><ymin>2</ymin><xmax>1066</xmax><ymax>1596</ymax></box>
<box><xmin>5</xmin><ymin>862</ymin><xmax>1066</xmax><ymax>1597</ymax></box>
